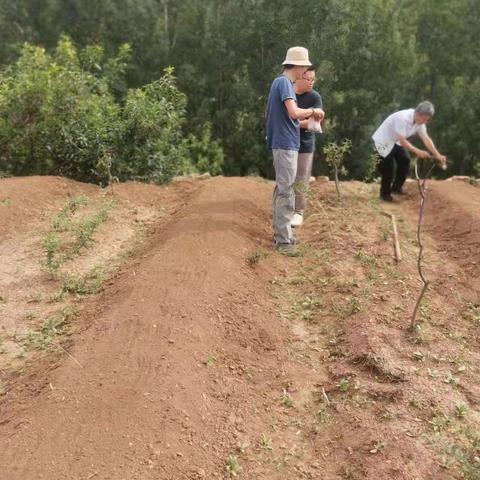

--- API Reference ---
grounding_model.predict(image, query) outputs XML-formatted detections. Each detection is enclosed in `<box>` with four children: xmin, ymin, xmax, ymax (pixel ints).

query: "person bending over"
<box><xmin>372</xmin><ymin>101</ymin><xmax>446</xmax><ymax>202</ymax></box>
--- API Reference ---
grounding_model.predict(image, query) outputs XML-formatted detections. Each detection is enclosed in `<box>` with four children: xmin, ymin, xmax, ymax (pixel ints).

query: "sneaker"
<box><xmin>275</xmin><ymin>242</ymin><xmax>299</xmax><ymax>256</ymax></box>
<box><xmin>273</xmin><ymin>236</ymin><xmax>298</xmax><ymax>247</ymax></box>
<box><xmin>380</xmin><ymin>194</ymin><xmax>394</xmax><ymax>202</ymax></box>
<box><xmin>291</xmin><ymin>212</ymin><xmax>304</xmax><ymax>227</ymax></box>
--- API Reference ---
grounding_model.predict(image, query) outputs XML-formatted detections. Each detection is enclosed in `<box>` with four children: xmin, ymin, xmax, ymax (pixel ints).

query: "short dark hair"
<box><xmin>306</xmin><ymin>65</ymin><xmax>316</xmax><ymax>72</ymax></box>
<box><xmin>283</xmin><ymin>64</ymin><xmax>296</xmax><ymax>70</ymax></box>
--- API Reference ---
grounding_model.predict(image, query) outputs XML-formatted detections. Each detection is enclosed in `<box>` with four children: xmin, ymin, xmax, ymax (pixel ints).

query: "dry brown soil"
<box><xmin>0</xmin><ymin>175</ymin><xmax>479</xmax><ymax>480</ymax></box>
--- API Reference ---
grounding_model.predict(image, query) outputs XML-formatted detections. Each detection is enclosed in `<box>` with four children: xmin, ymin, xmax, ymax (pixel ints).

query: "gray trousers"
<box><xmin>294</xmin><ymin>152</ymin><xmax>314</xmax><ymax>213</ymax></box>
<box><xmin>272</xmin><ymin>149</ymin><xmax>298</xmax><ymax>244</ymax></box>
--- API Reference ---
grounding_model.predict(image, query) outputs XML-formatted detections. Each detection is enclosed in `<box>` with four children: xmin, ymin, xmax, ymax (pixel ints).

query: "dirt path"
<box><xmin>0</xmin><ymin>177</ymin><xmax>309</xmax><ymax>480</ymax></box>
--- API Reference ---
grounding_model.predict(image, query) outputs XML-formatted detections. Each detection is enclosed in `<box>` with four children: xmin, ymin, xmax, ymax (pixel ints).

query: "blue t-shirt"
<box><xmin>266</xmin><ymin>75</ymin><xmax>299</xmax><ymax>151</ymax></box>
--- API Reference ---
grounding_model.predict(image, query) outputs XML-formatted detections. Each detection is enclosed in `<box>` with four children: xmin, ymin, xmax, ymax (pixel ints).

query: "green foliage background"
<box><xmin>0</xmin><ymin>0</ymin><xmax>478</xmax><ymax>182</ymax></box>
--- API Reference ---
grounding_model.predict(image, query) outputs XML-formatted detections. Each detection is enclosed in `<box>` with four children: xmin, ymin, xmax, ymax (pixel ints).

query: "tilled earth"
<box><xmin>0</xmin><ymin>175</ymin><xmax>479</xmax><ymax>479</ymax></box>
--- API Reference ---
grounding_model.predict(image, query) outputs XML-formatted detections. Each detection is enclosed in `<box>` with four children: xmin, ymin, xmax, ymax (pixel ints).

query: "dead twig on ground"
<box><xmin>391</xmin><ymin>214</ymin><xmax>402</xmax><ymax>262</ymax></box>
<box><xmin>321</xmin><ymin>387</ymin><xmax>330</xmax><ymax>406</ymax></box>
<box><xmin>49</xmin><ymin>340</ymin><xmax>84</xmax><ymax>369</ymax></box>
<box><xmin>381</xmin><ymin>211</ymin><xmax>402</xmax><ymax>262</ymax></box>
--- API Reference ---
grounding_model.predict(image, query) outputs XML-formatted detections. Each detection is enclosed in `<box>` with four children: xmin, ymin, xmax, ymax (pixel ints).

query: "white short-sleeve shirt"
<box><xmin>372</xmin><ymin>109</ymin><xmax>427</xmax><ymax>157</ymax></box>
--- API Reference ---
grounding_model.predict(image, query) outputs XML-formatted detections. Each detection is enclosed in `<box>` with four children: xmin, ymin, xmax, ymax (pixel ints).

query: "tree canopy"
<box><xmin>0</xmin><ymin>0</ymin><xmax>478</xmax><ymax>181</ymax></box>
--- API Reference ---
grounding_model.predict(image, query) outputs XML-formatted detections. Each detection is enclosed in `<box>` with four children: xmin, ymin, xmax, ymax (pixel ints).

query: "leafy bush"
<box><xmin>0</xmin><ymin>37</ymin><xmax>123</xmax><ymax>181</ymax></box>
<box><xmin>0</xmin><ymin>37</ymin><xmax>223</xmax><ymax>184</ymax></box>
<box><xmin>115</xmin><ymin>68</ymin><xmax>191</xmax><ymax>182</ymax></box>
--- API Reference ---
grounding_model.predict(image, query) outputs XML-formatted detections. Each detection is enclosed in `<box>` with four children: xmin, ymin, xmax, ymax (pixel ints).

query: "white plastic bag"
<box><xmin>307</xmin><ymin>116</ymin><xmax>322</xmax><ymax>134</ymax></box>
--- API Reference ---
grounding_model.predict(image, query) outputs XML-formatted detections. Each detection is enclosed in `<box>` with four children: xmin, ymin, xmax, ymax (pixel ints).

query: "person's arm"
<box><xmin>284</xmin><ymin>99</ymin><xmax>323</xmax><ymax>121</ymax></box>
<box><xmin>420</xmin><ymin>133</ymin><xmax>447</xmax><ymax>166</ymax></box>
<box><xmin>397</xmin><ymin>135</ymin><xmax>430</xmax><ymax>159</ymax></box>
<box><xmin>314</xmin><ymin>92</ymin><xmax>325</xmax><ymax>124</ymax></box>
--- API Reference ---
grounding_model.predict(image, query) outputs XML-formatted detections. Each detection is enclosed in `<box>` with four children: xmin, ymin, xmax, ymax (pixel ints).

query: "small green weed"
<box><xmin>237</xmin><ymin>441</ymin><xmax>249</xmax><ymax>454</ymax></box>
<box><xmin>48</xmin><ymin>288</ymin><xmax>65</xmax><ymax>303</ymax></box>
<box><xmin>281</xmin><ymin>389</ymin><xmax>294</xmax><ymax>407</ymax></box>
<box><xmin>204</xmin><ymin>354</ymin><xmax>216</xmax><ymax>367</ymax></box>
<box><xmin>43</xmin><ymin>232</ymin><xmax>61</xmax><ymax>273</ymax></box>
<box><xmin>24</xmin><ymin>311</ymin><xmax>37</xmax><ymax>321</ymax></box>
<box><xmin>331</xmin><ymin>297</ymin><xmax>361</xmax><ymax>318</ymax></box>
<box><xmin>355</xmin><ymin>250</ymin><xmax>376</xmax><ymax>267</ymax></box>
<box><xmin>317</xmin><ymin>405</ymin><xmax>332</xmax><ymax>424</ymax></box>
<box><xmin>292</xmin><ymin>295</ymin><xmax>322</xmax><ymax>321</ymax></box>
<box><xmin>226</xmin><ymin>455</ymin><xmax>242</xmax><ymax>477</ymax></box>
<box><xmin>338</xmin><ymin>378</ymin><xmax>350</xmax><ymax>392</ymax></box>
<box><xmin>455</xmin><ymin>403</ymin><xmax>468</xmax><ymax>418</ymax></box>
<box><xmin>429</xmin><ymin>413</ymin><xmax>450</xmax><ymax>432</ymax></box>
<box><xmin>369</xmin><ymin>439</ymin><xmax>386</xmax><ymax>454</ymax></box>
<box><xmin>259</xmin><ymin>433</ymin><xmax>273</xmax><ymax>450</ymax></box>
<box><xmin>26</xmin><ymin>292</ymin><xmax>43</xmax><ymax>304</ymax></box>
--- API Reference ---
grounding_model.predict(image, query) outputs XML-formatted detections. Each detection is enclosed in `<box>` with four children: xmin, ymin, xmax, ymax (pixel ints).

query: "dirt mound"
<box><xmin>416</xmin><ymin>180</ymin><xmax>479</xmax><ymax>292</ymax></box>
<box><xmin>0</xmin><ymin>175</ymin><xmax>200</xmax><ymax>373</ymax></box>
<box><xmin>0</xmin><ymin>176</ymin><xmax>98</xmax><ymax>239</ymax></box>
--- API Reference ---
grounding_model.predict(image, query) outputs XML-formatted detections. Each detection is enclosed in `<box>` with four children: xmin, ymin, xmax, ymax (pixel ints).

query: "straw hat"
<box><xmin>282</xmin><ymin>46</ymin><xmax>312</xmax><ymax>66</ymax></box>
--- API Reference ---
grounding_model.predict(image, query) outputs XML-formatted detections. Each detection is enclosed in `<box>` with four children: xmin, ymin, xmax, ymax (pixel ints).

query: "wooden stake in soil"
<box><xmin>391</xmin><ymin>214</ymin><xmax>402</xmax><ymax>262</ymax></box>
<box><xmin>410</xmin><ymin>160</ymin><xmax>435</xmax><ymax>330</ymax></box>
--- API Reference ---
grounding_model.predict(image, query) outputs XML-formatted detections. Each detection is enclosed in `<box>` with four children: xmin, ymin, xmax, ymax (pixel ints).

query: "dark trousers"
<box><xmin>377</xmin><ymin>144</ymin><xmax>410</xmax><ymax>196</ymax></box>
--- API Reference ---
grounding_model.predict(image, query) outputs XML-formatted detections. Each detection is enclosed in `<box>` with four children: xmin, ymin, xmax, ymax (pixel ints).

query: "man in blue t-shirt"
<box><xmin>266</xmin><ymin>46</ymin><xmax>324</xmax><ymax>249</ymax></box>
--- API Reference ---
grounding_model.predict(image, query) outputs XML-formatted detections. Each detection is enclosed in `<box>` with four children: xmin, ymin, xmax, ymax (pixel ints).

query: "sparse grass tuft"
<box><xmin>461</xmin><ymin>303</ymin><xmax>480</xmax><ymax>326</ymax></box>
<box><xmin>355</xmin><ymin>250</ymin><xmax>376</xmax><ymax>267</ymax></box>
<box><xmin>61</xmin><ymin>267</ymin><xmax>105</xmax><ymax>296</ymax></box>
<box><xmin>16</xmin><ymin>305</ymin><xmax>77</xmax><ymax>351</ymax></box>
<box><xmin>42</xmin><ymin>198</ymin><xmax>113</xmax><ymax>275</ymax></box>
<box><xmin>277</xmin><ymin>246</ymin><xmax>302</xmax><ymax>257</ymax></box>
<box><xmin>331</xmin><ymin>296</ymin><xmax>361</xmax><ymax>318</ymax></box>
<box><xmin>48</xmin><ymin>288</ymin><xmax>66</xmax><ymax>303</ymax></box>
<box><xmin>291</xmin><ymin>295</ymin><xmax>323</xmax><ymax>321</ymax></box>
<box><xmin>72</xmin><ymin>201</ymin><xmax>113</xmax><ymax>254</ymax></box>
<box><xmin>246</xmin><ymin>249</ymin><xmax>267</xmax><ymax>266</ymax></box>
<box><xmin>51</xmin><ymin>196</ymin><xmax>88</xmax><ymax>232</ymax></box>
